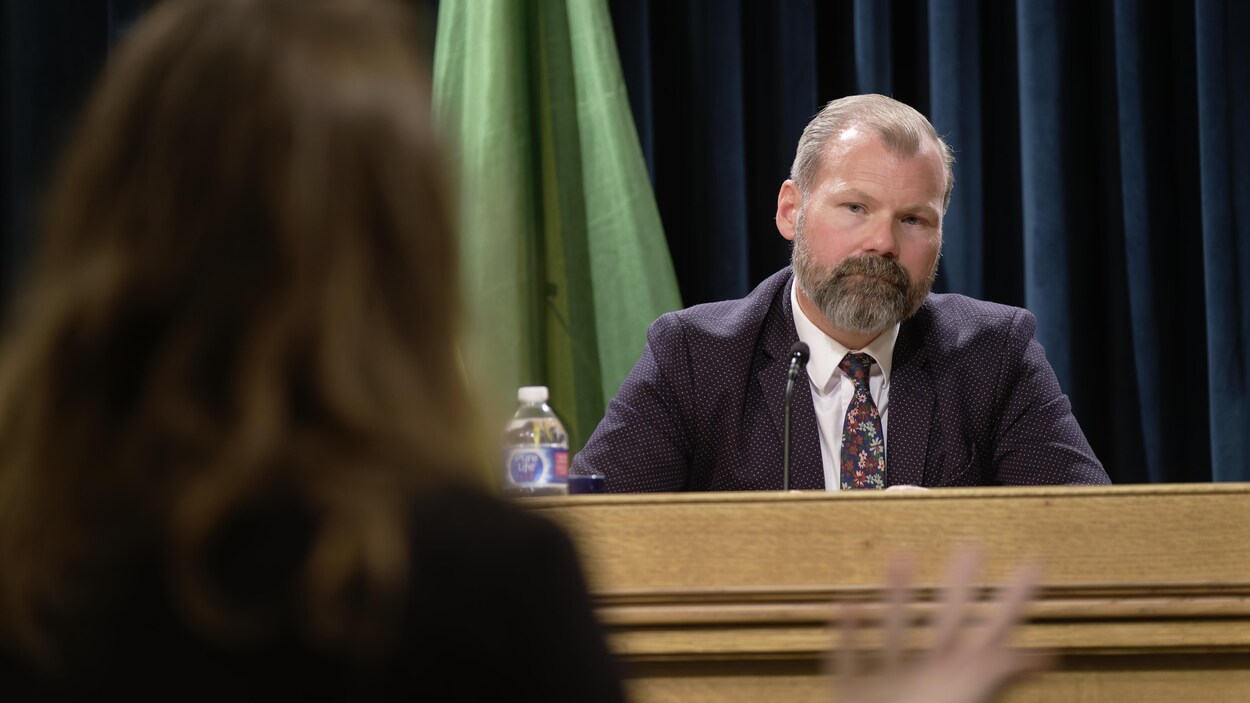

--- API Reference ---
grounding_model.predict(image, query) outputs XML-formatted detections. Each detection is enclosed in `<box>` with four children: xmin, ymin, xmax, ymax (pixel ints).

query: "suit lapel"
<box><xmin>887</xmin><ymin>303</ymin><xmax>934</xmax><ymax>487</ymax></box>
<box><xmin>757</xmin><ymin>274</ymin><xmax>825</xmax><ymax>489</ymax></box>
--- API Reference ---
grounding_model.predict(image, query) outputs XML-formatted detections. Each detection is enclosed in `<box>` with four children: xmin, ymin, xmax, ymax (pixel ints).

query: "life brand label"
<box><xmin>505</xmin><ymin>446</ymin><xmax>569</xmax><ymax>487</ymax></box>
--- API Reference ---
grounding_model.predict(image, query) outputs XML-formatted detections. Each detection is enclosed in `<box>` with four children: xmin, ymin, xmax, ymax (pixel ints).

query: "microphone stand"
<box><xmin>782</xmin><ymin>341</ymin><xmax>809</xmax><ymax>491</ymax></box>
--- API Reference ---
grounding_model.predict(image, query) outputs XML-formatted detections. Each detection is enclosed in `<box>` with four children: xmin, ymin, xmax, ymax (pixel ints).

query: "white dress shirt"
<box><xmin>790</xmin><ymin>280</ymin><xmax>899</xmax><ymax>491</ymax></box>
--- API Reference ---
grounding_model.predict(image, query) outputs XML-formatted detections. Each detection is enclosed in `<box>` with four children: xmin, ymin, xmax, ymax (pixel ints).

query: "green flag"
<box><xmin>432</xmin><ymin>0</ymin><xmax>681</xmax><ymax>453</ymax></box>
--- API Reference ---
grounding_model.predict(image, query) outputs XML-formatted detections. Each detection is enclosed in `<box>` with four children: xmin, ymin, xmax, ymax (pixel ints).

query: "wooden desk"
<box><xmin>529</xmin><ymin>484</ymin><xmax>1250</xmax><ymax>702</ymax></box>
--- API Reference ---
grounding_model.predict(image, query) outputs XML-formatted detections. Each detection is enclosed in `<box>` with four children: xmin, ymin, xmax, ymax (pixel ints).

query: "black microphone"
<box><xmin>782</xmin><ymin>341</ymin><xmax>810</xmax><ymax>491</ymax></box>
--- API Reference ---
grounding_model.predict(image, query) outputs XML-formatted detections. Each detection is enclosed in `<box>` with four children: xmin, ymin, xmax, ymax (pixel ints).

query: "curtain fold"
<box><xmin>433</xmin><ymin>0</ymin><xmax>682</xmax><ymax>452</ymax></box>
<box><xmin>1112</xmin><ymin>0</ymin><xmax>1166</xmax><ymax>482</ymax></box>
<box><xmin>1016</xmin><ymin>1</ymin><xmax>1074</xmax><ymax>390</ymax></box>
<box><xmin>927</xmin><ymin>0</ymin><xmax>984</xmax><ymax>299</ymax></box>
<box><xmin>1195</xmin><ymin>0</ymin><xmax>1250</xmax><ymax>482</ymax></box>
<box><xmin>853</xmin><ymin>0</ymin><xmax>892</xmax><ymax>95</ymax></box>
<box><xmin>1</xmin><ymin>1</ymin><xmax>116</xmax><ymax>296</ymax></box>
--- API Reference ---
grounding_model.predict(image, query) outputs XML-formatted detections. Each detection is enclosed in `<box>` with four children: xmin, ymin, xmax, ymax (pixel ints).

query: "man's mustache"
<box><xmin>830</xmin><ymin>255</ymin><xmax>909</xmax><ymax>291</ymax></box>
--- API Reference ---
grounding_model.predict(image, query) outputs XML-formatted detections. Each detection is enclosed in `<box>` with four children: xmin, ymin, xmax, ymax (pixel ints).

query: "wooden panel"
<box><xmin>528</xmin><ymin>484</ymin><xmax>1250</xmax><ymax>702</ymax></box>
<box><xmin>623</xmin><ymin>656</ymin><xmax>1250</xmax><ymax>703</ymax></box>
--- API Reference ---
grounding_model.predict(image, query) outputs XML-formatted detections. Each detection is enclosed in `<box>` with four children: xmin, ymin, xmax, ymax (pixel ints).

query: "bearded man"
<box><xmin>573</xmin><ymin>94</ymin><xmax>1109</xmax><ymax>492</ymax></box>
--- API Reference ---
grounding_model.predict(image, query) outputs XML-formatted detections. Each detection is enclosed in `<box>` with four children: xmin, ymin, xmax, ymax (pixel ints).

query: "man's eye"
<box><xmin>846</xmin><ymin>204</ymin><xmax>865</xmax><ymax>214</ymax></box>
<box><xmin>902</xmin><ymin>215</ymin><xmax>925</xmax><ymax>226</ymax></box>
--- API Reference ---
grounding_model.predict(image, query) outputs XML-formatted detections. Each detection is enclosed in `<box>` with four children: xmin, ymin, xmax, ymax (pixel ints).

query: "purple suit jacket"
<box><xmin>575</xmin><ymin>267</ymin><xmax>1110</xmax><ymax>492</ymax></box>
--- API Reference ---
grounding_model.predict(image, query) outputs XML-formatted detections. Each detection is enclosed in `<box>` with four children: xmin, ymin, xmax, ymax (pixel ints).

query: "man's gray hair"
<box><xmin>789</xmin><ymin>94</ymin><xmax>955</xmax><ymax>211</ymax></box>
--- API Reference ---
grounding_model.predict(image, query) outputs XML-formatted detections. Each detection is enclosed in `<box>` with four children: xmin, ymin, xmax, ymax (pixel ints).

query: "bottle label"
<box><xmin>505</xmin><ymin>446</ymin><xmax>569</xmax><ymax>488</ymax></box>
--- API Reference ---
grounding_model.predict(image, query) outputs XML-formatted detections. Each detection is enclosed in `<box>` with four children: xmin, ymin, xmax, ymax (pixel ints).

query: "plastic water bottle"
<box><xmin>502</xmin><ymin>386</ymin><xmax>569</xmax><ymax>496</ymax></box>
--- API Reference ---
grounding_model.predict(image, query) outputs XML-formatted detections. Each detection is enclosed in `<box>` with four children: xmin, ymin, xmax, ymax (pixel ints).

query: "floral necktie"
<box><xmin>839</xmin><ymin>352</ymin><xmax>885</xmax><ymax>490</ymax></box>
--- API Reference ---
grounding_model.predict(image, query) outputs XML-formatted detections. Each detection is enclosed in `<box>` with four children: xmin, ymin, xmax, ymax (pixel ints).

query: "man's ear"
<box><xmin>776</xmin><ymin>180</ymin><xmax>801</xmax><ymax>242</ymax></box>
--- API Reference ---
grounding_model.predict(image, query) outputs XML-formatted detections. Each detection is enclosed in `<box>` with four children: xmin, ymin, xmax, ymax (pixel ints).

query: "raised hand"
<box><xmin>831</xmin><ymin>548</ymin><xmax>1053</xmax><ymax>703</ymax></box>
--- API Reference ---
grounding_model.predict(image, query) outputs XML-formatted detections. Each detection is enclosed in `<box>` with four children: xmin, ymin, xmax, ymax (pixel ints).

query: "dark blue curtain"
<box><xmin>4</xmin><ymin>1</ymin><xmax>119</xmax><ymax>295</ymax></box>
<box><xmin>609</xmin><ymin>0</ymin><xmax>1250</xmax><ymax>483</ymax></box>
<box><xmin>1</xmin><ymin>0</ymin><xmax>152</xmax><ymax>296</ymax></box>
<box><xmin>0</xmin><ymin>0</ymin><xmax>439</xmax><ymax>298</ymax></box>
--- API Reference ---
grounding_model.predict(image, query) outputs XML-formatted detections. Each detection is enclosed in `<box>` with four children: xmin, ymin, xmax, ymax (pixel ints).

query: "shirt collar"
<box><xmin>790</xmin><ymin>278</ymin><xmax>899</xmax><ymax>395</ymax></box>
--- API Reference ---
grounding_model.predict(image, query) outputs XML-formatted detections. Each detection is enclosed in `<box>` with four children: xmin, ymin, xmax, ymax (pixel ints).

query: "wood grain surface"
<box><xmin>528</xmin><ymin>484</ymin><xmax>1250</xmax><ymax>702</ymax></box>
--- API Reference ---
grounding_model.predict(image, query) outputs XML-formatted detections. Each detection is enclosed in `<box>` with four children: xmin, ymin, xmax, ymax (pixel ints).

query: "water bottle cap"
<box><xmin>517</xmin><ymin>386</ymin><xmax>549</xmax><ymax>404</ymax></box>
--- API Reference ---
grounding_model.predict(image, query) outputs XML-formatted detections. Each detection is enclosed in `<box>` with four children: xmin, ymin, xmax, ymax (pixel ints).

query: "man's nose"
<box><xmin>861</xmin><ymin>218</ymin><xmax>899</xmax><ymax>258</ymax></box>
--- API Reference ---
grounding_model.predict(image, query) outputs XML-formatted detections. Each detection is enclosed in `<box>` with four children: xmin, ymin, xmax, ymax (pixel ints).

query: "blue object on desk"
<box><xmin>567</xmin><ymin>474</ymin><xmax>606</xmax><ymax>494</ymax></box>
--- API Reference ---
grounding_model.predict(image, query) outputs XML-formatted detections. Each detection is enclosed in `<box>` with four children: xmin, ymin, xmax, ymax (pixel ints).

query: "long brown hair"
<box><xmin>0</xmin><ymin>0</ymin><xmax>482</xmax><ymax>661</ymax></box>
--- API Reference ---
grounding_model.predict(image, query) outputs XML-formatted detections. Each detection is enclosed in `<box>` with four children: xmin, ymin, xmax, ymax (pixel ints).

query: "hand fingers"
<box><xmin>974</xmin><ymin>560</ymin><xmax>1043</xmax><ymax>652</ymax></box>
<box><xmin>951</xmin><ymin>558</ymin><xmax>1053</xmax><ymax>701</ymax></box>
<box><xmin>882</xmin><ymin>554</ymin><xmax>915</xmax><ymax>673</ymax></box>
<box><xmin>834</xmin><ymin>602</ymin><xmax>861</xmax><ymax>681</ymax></box>
<box><xmin>930</xmin><ymin>546</ymin><xmax>983</xmax><ymax>653</ymax></box>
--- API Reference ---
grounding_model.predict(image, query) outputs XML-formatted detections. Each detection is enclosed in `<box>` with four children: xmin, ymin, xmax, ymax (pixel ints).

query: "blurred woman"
<box><xmin>0</xmin><ymin>0</ymin><xmax>624</xmax><ymax>698</ymax></box>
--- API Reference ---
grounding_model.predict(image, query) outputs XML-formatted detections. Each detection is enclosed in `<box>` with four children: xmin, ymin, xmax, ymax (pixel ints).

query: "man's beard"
<box><xmin>791</xmin><ymin>208</ymin><xmax>937</xmax><ymax>336</ymax></box>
